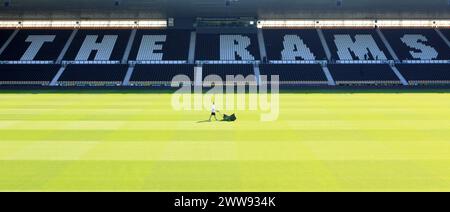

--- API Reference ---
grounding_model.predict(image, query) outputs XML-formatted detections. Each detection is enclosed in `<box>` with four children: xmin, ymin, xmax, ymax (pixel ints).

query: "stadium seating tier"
<box><xmin>128</xmin><ymin>30</ymin><xmax>192</xmax><ymax>61</ymax></box>
<box><xmin>263</xmin><ymin>29</ymin><xmax>327</xmax><ymax>61</ymax></box>
<box><xmin>0</xmin><ymin>30</ymin><xmax>13</xmax><ymax>49</ymax></box>
<box><xmin>327</xmin><ymin>64</ymin><xmax>401</xmax><ymax>85</ymax></box>
<box><xmin>58</xmin><ymin>64</ymin><xmax>128</xmax><ymax>86</ymax></box>
<box><xmin>63</xmin><ymin>30</ymin><xmax>131</xmax><ymax>61</ymax></box>
<box><xmin>130</xmin><ymin>64</ymin><xmax>195</xmax><ymax>86</ymax></box>
<box><xmin>196</xmin><ymin>33</ymin><xmax>260</xmax><ymax>61</ymax></box>
<box><xmin>382</xmin><ymin>29</ymin><xmax>450</xmax><ymax>60</ymax></box>
<box><xmin>441</xmin><ymin>29</ymin><xmax>450</xmax><ymax>43</ymax></box>
<box><xmin>397</xmin><ymin>64</ymin><xmax>450</xmax><ymax>85</ymax></box>
<box><xmin>0</xmin><ymin>64</ymin><xmax>60</xmax><ymax>85</ymax></box>
<box><xmin>0</xmin><ymin>28</ymin><xmax>449</xmax><ymax>87</ymax></box>
<box><xmin>323</xmin><ymin>29</ymin><xmax>393</xmax><ymax>61</ymax></box>
<box><xmin>202</xmin><ymin>64</ymin><xmax>254</xmax><ymax>78</ymax></box>
<box><xmin>0</xmin><ymin>30</ymin><xmax>72</xmax><ymax>61</ymax></box>
<box><xmin>259</xmin><ymin>64</ymin><xmax>328</xmax><ymax>85</ymax></box>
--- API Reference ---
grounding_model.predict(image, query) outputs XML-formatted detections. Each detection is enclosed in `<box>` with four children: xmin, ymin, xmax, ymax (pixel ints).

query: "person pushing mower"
<box><xmin>209</xmin><ymin>102</ymin><xmax>219</xmax><ymax>121</ymax></box>
<box><xmin>208</xmin><ymin>102</ymin><xmax>237</xmax><ymax>122</ymax></box>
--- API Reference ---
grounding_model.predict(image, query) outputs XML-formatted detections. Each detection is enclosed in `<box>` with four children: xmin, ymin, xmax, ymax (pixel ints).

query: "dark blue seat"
<box><xmin>0</xmin><ymin>30</ymin><xmax>13</xmax><ymax>48</ymax></box>
<box><xmin>58</xmin><ymin>64</ymin><xmax>128</xmax><ymax>86</ymax></box>
<box><xmin>328</xmin><ymin>64</ymin><xmax>401</xmax><ymax>85</ymax></box>
<box><xmin>0</xmin><ymin>64</ymin><xmax>60</xmax><ymax>85</ymax></box>
<box><xmin>259</xmin><ymin>64</ymin><xmax>327</xmax><ymax>85</ymax></box>
<box><xmin>202</xmin><ymin>64</ymin><xmax>254</xmax><ymax>78</ymax></box>
<box><xmin>130</xmin><ymin>64</ymin><xmax>195</xmax><ymax>86</ymax></box>
<box><xmin>202</xmin><ymin>64</ymin><xmax>256</xmax><ymax>85</ymax></box>
<box><xmin>442</xmin><ymin>29</ymin><xmax>450</xmax><ymax>41</ymax></box>
<box><xmin>396</xmin><ymin>64</ymin><xmax>450</xmax><ymax>85</ymax></box>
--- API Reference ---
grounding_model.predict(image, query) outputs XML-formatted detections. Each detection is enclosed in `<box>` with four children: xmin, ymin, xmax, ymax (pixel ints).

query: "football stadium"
<box><xmin>0</xmin><ymin>0</ymin><xmax>450</xmax><ymax>194</ymax></box>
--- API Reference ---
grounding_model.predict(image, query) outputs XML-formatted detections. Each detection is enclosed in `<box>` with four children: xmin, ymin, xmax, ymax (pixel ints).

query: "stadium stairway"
<box><xmin>122</xmin><ymin>29</ymin><xmax>137</xmax><ymax>64</ymax></box>
<box><xmin>122</xmin><ymin>65</ymin><xmax>135</xmax><ymax>86</ymax></box>
<box><xmin>0</xmin><ymin>30</ymin><xmax>18</xmax><ymax>57</ymax></box>
<box><xmin>321</xmin><ymin>65</ymin><xmax>336</xmax><ymax>86</ymax></box>
<box><xmin>435</xmin><ymin>29</ymin><xmax>450</xmax><ymax>50</ymax></box>
<box><xmin>49</xmin><ymin>65</ymin><xmax>67</xmax><ymax>86</ymax></box>
<box><xmin>317</xmin><ymin>28</ymin><xmax>332</xmax><ymax>61</ymax></box>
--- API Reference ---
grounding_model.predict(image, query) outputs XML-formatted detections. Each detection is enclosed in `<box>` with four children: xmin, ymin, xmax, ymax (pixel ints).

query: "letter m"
<box><xmin>334</xmin><ymin>34</ymin><xmax>387</xmax><ymax>60</ymax></box>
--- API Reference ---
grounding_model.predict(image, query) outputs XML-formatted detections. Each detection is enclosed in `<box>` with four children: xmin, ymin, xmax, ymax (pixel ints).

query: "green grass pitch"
<box><xmin>0</xmin><ymin>91</ymin><xmax>449</xmax><ymax>191</ymax></box>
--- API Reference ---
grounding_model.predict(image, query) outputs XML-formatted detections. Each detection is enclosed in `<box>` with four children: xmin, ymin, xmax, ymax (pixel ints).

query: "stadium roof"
<box><xmin>0</xmin><ymin>0</ymin><xmax>449</xmax><ymax>20</ymax></box>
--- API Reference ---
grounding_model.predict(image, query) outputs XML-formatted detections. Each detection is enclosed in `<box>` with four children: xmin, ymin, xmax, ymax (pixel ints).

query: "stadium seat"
<box><xmin>327</xmin><ymin>64</ymin><xmax>401</xmax><ymax>85</ymax></box>
<box><xmin>440</xmin><ymin>29</ymin><xmax>450</xmax><ymax>49</ymax></box>
<box><xmin>263</xmin><ymin>29</ymin><xmax>326</xmax><ymax>61</ymax></box>
<box><xmin>0</xmin><ymin>30</ymin><xmax>72</xmax><ymax>61</ymax></box>
<box><xmin>264</xmin><ymin>29</ymin><xmax>327</xmax><ymax>60</ymax></box>
<box><xmin>57</xmin><ymin>64</ymin><xmax>128</xmax><ymax>86</ymax></box>
<box><xmin>0</xmin><ymin>30</ymin><xmax>13</xmax><ymax>49</ymax></box>
<box><xmin>129</xmin><ymin>64</ymin><xmax>195</xmax><ymax>86</ymax></box>
<box><xmin>128</xmin><ymin>30</ymin><xmax>192</xmax><ymax>61</ymax></box>
<box><xmin>259</xmin><ymin>64</ymin><xmax>328</xmax><ymax>85</ymax></box>
<box><xmin>396</xmin><ymin>64</ymin><xmax>450</xmax><ymax>85</ymax></box>
<box><xmin>196</xmin><ymin>33</ymin><xmax>260</xmax><ymax>61</ymax></box>
<box><xmin>323</xmin><ymin>29</ymin><xmax>392</xmax><ymax>61</ymax></box>
<box><xmin>63</xmin><ymin>30</ymin><xmax>131</xmax><ymax>61</ymax></box>
<box><xmin>442</xmin><ymin>29</ymin><xmax>450</xmax><ymax>41</ymax></box>
<box><xmin>382</xmin><ymin>29</ymin><xmax>450</xmax><ymax>60</ymax></box>
<box><xmin>202</xmin><ymin>64</ymin><xmax>255</xmax><ymax>85</ymax></box>
<box><xmin>0</xmin><ymin>64</ymin><xmax>60</xmax><ymax>86</ymax></box>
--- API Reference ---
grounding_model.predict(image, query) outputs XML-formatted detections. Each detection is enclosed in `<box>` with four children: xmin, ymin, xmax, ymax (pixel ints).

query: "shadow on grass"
<box><xmin>197</xmin><ymin>120</ymin><xmax>212</xmax><ymax>124</ymax></box>
<box><xmin>197</xmin><ymin>119</ymin><xmax>227</xmax><ymax>123</ymax></box>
